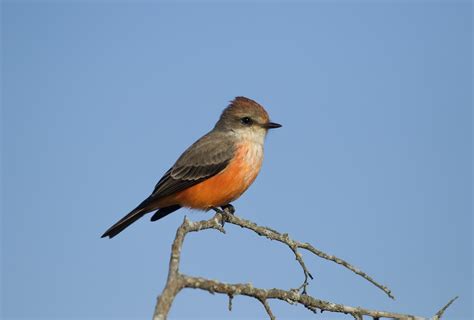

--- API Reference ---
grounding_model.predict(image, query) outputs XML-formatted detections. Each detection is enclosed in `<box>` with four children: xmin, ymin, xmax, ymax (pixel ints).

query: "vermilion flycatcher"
<box><xmin>101</xmin><ymin>97</ymin><xmax>281</xmax><ymax>238</ymax></box>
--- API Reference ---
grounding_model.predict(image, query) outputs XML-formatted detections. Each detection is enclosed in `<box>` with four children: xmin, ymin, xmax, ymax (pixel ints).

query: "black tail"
<box><xmin>101</xmin><ymin>206</ymin><xmax>149</xmax><ymax>239</ymax></box>
<box><xmin>150</xmin><ymin>205</ymin><xmax>181</xmax><ymax>221</ymax></box>
<box><xmin>101</xmin><ymin>201</ymin><xmax>182</xmax><ymax>239</ymax></box>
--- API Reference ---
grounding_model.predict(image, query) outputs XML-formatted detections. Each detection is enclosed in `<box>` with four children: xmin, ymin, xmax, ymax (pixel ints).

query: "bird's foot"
<box><xmin>211</xmin><ymin>206</ymin><xmax>225</xmax><ymax>228</ymax></box>
<box><xmin>221</xmin><ymin>204</ymin><xmax>235</xmax><ymax>215</ymax></box>
<box><xmin>211</xmin><ymin>207</ymin><xmax>224</xmax><ymax>214</ymax></box>
<box><xmin>211</xmin><ymin>204</ymin><xmax>234</xmax><ymax>228</ymax></box>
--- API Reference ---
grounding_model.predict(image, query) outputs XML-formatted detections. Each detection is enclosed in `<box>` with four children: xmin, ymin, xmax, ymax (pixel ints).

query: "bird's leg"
<box><xmin>221</xmin><ymin>204</ymin><xmax>235</xmax><ymax>215</ymax></box>
<box><xmin>211</xmin><ymin>207</ymin><xmax>224</xmax><ymax>214</ymax></box>
<box><xmin>212</xmin><ymin>204</ymin><xmax>234</xmax><ymax>228</ymax></box>
<box><xmin>211</xmin><ymin>206</ymin><xmax>226</xmax><ymax>228</ymax></box>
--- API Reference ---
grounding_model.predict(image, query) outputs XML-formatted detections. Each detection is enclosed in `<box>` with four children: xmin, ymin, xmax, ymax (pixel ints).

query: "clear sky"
<box><xmin>2</xmin><ymin>1</ymin><xmax>472</xmax><ymax>319</ymax></box>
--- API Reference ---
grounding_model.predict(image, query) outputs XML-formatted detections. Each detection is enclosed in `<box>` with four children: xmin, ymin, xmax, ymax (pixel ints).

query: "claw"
<box><xmin>211</xmin><ymin>207</ymin><xmax>226</xmax><ymax>227</ymax></box>
<box><xmin>221</xmin><ymin>204</ymin><xmax>235</xmax><ymax>214</ymax></box>
<box><xmin>212</xmin><ymin>207</ymin><xmax>224</xmax><ymax>214</ymax></box>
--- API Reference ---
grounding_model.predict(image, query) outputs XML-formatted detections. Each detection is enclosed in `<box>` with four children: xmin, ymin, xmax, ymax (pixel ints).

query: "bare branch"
<box><xmin>258</xmin><ymin>297</ymin><xmax>275</xmax><ymax>320</ymax></box>
<box><xmin>153</xmin><ymin>215</ymin><xmax>225</xmax><ymax>320</ymax></box>
<box><xmin>179</xmin><ymin>275</ymin><xmax>454</xmax><ymax>320</ymax></box>
<box><xmin>227</xmin><ymin>294</ymin><xmax>233</xmax><ymax>311</ymax></box>
<box><xmin>352</xmin><ymin>313</ymin><xmax>363</xmax><ymax>320</ymax></box>
<box><xmin>220</xmin><ymin>212</ymin><xmax>393</xmax><ymax>299</ymax></box>
<box><xmin>432</xmin><ymin>296</ymin><xmax>459</xmax><ymax>320</ymax></box>
<box><xmin>152</xmin><ymin>212</ymin><xmax>457</xmax><ymax>319</ymax></box>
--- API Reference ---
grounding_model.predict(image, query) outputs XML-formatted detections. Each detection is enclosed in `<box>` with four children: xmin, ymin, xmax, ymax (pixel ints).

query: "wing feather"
<box><xmin>149</xmin><ymin>131</ymin><xmax>235</xmax><ymax>200</ymax></box>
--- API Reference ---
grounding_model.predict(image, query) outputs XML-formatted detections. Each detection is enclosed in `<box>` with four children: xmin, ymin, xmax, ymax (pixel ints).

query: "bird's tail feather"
<box><xmin>150</xmin><ymin>205</ymin><xmax>181</xmax><ymax>221</ymax></box>
<box><xmin>101</xmin><ymin>201</ymin><xmax>153</xmax><ymax>238</ymax></box>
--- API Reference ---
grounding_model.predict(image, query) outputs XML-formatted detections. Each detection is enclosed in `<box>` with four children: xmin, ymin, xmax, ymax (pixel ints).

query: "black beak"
<box><xmin>264</xmin><ymin>122</ymin><xmax>282</xmax><ymax>129</ymax></box>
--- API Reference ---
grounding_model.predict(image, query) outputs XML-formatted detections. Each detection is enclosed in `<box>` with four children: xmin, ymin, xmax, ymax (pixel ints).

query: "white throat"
<box><xmin>233</xmin><ymin>128</ymin><xmax>266</xmax><ymax>146</ymax></box>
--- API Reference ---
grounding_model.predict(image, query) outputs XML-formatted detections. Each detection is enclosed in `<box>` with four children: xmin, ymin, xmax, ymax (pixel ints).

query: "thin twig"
<box><xmin>227</xmin><ymin>294</ymin><xmax>233</xmax><ymax>311</ymax></box>
<box><xmin>220</xmin><ymin>212</ymin><xmax>394</xmax><ymax>299</ymax></box>
<box><xmin>180</xmin><ymin>275</ymin><xmax>454</xmax><ymax>320</ymax></box>
<box><xmin>258</xmin><ymin>298</ymin><xmax>275</xmax><ymax>320</ymax></box>
<box><xmin>353</xmin><ymin>313</ymin><xmax>363</xmax><ymax>320</ymax></box>
<box><xmin>152</xmin><ymin>213</ymin><xmax>457</xmax><ymax>319</ymax></box>
<box><xmin>432</xmin><ymin>296</ymin><xmax>459</xmax><ymax>320</ymax></box>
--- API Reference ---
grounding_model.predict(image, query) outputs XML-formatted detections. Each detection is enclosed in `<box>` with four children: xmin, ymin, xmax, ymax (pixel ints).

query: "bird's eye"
<box><xmin>240</xmin><ymin>117</ymin><xmax>253</xmax><ymax>125</ymax></box>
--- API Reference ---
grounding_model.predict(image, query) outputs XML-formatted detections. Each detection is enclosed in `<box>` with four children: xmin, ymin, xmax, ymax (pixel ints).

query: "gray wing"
<box><xmin>100</xmin><ymin>131</ymin><xmax>235</xmax><ymax>238</ymax></box>
<box><xmin>150</xmin><ymin>131</ymin><xmax>236</xmax><ymax>200</ymax></box>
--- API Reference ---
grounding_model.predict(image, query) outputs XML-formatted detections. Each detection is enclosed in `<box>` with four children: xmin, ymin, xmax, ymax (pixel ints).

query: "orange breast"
<box><xmin>159</xmin><ymin>141</ymin><xmax>263</xmax><ymax>210</ymax></box>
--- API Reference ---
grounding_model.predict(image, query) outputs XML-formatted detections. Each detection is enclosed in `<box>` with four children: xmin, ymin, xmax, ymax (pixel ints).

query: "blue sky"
<box><xmin>2</xmin><ymin>1</ymin><xmax>472</xmax><ymax>319</ymax></box>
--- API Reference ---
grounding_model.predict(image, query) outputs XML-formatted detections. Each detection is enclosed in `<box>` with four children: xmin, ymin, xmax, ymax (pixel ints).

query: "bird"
<box><xmin>101</xmin><ymin>96</ymin><xmax>281</xmax><ymax>238</ymax></box>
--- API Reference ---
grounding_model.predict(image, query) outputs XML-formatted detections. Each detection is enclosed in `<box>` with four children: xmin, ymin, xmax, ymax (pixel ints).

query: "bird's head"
<box><xmin>214</xmin><ymin>97</ymin><xmax>281</xmax><ymax>143</ymax></box>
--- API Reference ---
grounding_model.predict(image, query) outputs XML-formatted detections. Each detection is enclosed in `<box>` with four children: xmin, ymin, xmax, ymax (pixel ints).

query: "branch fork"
<box><xmin>152</xmin><ymin>211</ymin><xmax>457</xmax><ymax>319</ymax></box>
